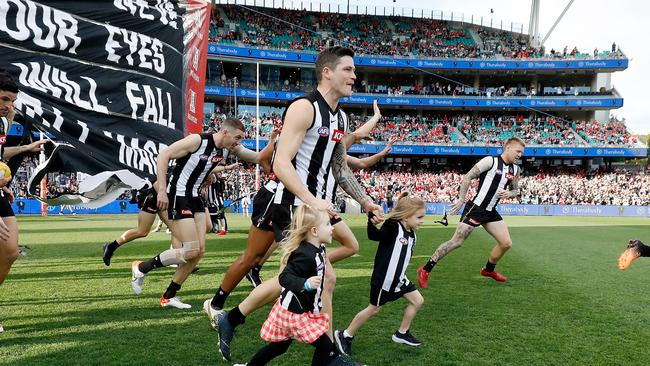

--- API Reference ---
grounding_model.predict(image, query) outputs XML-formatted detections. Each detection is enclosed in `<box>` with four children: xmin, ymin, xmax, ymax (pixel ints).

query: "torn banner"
<box><xmin>0</xmin><ymin>0</ymin><xmax>210</xmax><ymax>206</ymax></box>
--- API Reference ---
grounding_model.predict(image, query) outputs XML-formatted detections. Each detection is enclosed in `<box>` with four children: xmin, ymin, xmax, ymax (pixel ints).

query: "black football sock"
<box><xmin>638</xmin><ymin>241</ymin><xmax>650</xmax><ymax>257</ymax></box>
<box><xmin>106</xmin><ymin>240</ymin><xmax>120</xmax><ymax>254</ymax></box>
<box><xmin>211</xmin><ymin>287</ymin><xmax>230</xmax><ymax>309</ymax></box>
<box><xmin>227</xmin><ymin>305</ymin><xmax>246</xmax><ymax>327</ymax></box>
<box><xmin>138</xmin><ymin>255</ymin><xmax>164</xmax><ymax>274</ymax></box>
<box><xmin>163</xmin><ymin>281</ymin><xmax>182</xmax><ymax>299</ymax></box>
<box><xmin>484</xmin><ymin>260</ymin><xmax>496</xmax><ymax>272</ymax></box>
<box><xmin>422</xmin><ymin>259</ymin><xmax>437</xmax><ymax>272</ymax></box>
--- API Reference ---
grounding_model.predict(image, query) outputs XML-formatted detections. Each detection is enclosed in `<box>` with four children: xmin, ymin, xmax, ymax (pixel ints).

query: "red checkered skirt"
<box><xmin>260</xmin><ymin>300</ymin><xmax>330</xmax><ymax>344</ymax></box>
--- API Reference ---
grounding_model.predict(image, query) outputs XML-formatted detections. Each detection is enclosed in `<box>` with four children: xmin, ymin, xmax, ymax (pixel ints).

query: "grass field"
<box><xmin>1</xmin><ymin>214</ymin><xmax>650</xmax><ymax>365</ymax></box>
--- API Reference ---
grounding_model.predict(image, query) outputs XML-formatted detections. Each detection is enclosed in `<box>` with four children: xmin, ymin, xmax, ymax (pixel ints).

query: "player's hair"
<box><xmin>280</xmin><ymin>205</ymin><xmax>328</xmax><ymax>265</ymax></box>
<box><xmin>0</xmin><ymin>71</ymin><xmax>18</xmax><ymax>93</ymax></box>
<box><xmin>315</xmin><ymin>46</ymin><xmax>355</xmax><ymax>83</ymax></box>
<box><xmin>505</xmin><ymin>137</ymin><xmax>526</xmax><ymax>147</ymax></box>
<box><xmin>386</xmin><ymin>192</ymin><xmax>425</xmax><ymax>222</ymax></box>
<box><xmin>221</xmin><ymin>117</ymin><xmax>245</xmax><ymax>132</ymax></box>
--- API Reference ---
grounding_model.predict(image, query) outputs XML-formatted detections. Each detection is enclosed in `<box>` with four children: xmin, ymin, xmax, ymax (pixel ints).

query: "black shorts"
<box><xmin>0</xmin><ymin>192</ymin><xmax>14</xmax><ymax>217</ymax></box>
<box><xmin>251</xmin><ymin>186</ymin><xmax>275</xmax><ymax>232</ymax></box>
<box><xmin>370</xmin><ymin>283</ymin><xmax>417</xmax><ymax>307</ymax></box>
<box><xmin>271</xmin><ymin>204</ymin><xmax>345</xmax><ymax>243</ymax></box>
<box><xmin>138</xmin><ymin>188</ymin><xmax>158</xmax><ymax>214</ymax></box>
<box><xmin>168</xmin><ymin>196</ymin><xmax>205</xmax><ymax>220</ymax></box>
<box><xmin>460</xmin><ymin>202</ymin><xmax>503</xmax><ymax>227</ymax></box>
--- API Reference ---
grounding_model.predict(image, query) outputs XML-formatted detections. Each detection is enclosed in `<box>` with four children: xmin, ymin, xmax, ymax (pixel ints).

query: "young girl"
<box><xmin>235</xmin><ymin>205</ymin><xmax>364</xmax><ymax>366</ymax></box>
<box><xmin>334</xmin><ymin>193</ymin><xmax>426</xmax><ymax>355</ymax></box>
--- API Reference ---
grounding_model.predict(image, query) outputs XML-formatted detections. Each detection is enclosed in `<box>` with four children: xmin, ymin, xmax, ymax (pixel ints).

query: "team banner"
<box><xmin>0</xmin><ymin>0</ymin><xmax>210</xmax><ymax>205</ymax></box>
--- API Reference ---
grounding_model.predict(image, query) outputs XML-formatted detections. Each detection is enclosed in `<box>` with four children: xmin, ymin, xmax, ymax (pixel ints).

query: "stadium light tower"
<box><xmin>528</xmin><ymin>0</ymin><xmax>540</xmax><ymax>47</ymax></box>
<box><xmin>532</xmin><ymin>0</ymin><xmax>575</xmax><ymax>48</ymax></box>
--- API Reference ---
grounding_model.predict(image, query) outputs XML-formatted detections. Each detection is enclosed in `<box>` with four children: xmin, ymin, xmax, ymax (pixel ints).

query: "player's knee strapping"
<box><xmin>158</xmin><ymin>241</ymin><xmax>200</xmax><ymax>265</ymax></box>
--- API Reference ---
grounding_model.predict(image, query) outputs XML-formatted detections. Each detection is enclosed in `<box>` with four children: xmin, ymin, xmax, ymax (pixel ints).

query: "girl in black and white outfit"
<box><xmin>335</xmin><ymin>193</ymin><xmax>426</xmax><ymax>355</ymax></box>
<box><xmin>236</xmin><ymin>205</ymin><xmax>364</xmax><ymax>366</ymax></box>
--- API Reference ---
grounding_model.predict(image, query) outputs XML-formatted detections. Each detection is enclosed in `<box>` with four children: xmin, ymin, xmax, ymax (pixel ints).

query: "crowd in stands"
<box><xmin>516</xmin><ymin>168</ymin><xmax>650</xmax><ymax>206</ymax></box>
<box><xmin>213</xmin><ymin>73</ymin><xmax>614</xmax><ymax>99</ymax></box>
<box><xmin>457</xmin><ymin>115</ymin><xmax>582</xmax><ymax>146</ymax></box>
<box><xmin>206</xmin><ymin>109</ymin><xmax>637</xmax><ymax>147</ymax></box>
<box><xmin>573</xmin><ymin>120</ymin><xmax>638</xmax><ymax>146</ymax></box>
<box><xmin>355</xmin><ymin>166</ymin><xmax>650</xmax><ymax>207</ymax></box>
<box><xmin>211</xmin><ymin>5</ymin><xmax>624</xmax><ymax>60</ymax></box>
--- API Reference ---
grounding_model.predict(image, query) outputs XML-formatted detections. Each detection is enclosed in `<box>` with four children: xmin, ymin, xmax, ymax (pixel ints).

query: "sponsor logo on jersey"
<box><xmin>0</xmin><ymin>134</ymin><xmax>5</xmax><ymax>145</ymax></box>
<box><xmin>505</xmin><ymin>172</ymin><xmax>514</xmax><ymax>180</ymax></box>
<box><xmin>181</xmin><ymin>209</ymin><xmax>192</xmax><ymax>215</ymax></box>
<box><xmin>317</xmin><ymin>126</ymin><xmax>330</xmax><ymax>137</ymax></box>
<box><xmin>495</xmin><ymin>169</ymin><xmax>502</xmax><ymax>175</ymax></box>
<box><xmin>332</xmin><ymin>129</ymin><xmax>344</xmax><ymax>142</ymax></box>
<box><xmin>399</xmin><ymin>237</ymin><xmax>408</xmax><ymax>245</ymax></box>
<box><xmin>211</xmin><ymin>155</ymin><xmax>222</xmax><ymax>163</ymax></box>
<box><xmin>199</xmin><ymin>154</ymin><xmax>209</xmax><ymax>161</ymax></box>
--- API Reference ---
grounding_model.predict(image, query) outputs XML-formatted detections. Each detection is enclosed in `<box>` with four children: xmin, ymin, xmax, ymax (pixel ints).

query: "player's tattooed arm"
<box><xmin>457</xmin><ymin>165</ymin><xmax>482</xmax><ymax>203</ymax></box>
<box><xmin>450</xmin><ymin>159</ymin><xmax>489</xmax><ymax>215</ymax></box>
<box><xmin>331</xmin><ymin>142</ymin><xmax>371</xmax><ymax>207</ymax></box>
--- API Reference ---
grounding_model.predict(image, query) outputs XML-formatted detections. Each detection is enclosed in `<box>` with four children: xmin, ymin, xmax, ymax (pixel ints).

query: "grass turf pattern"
<box><xmin>1</xmin><ymin>214</ymin><xmax>649</xmax><ymax>365</ymax></box>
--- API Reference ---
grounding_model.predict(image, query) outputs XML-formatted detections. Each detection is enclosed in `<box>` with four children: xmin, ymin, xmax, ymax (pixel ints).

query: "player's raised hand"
<box><xmin>372</xmin><ymin>99</ymin><xmax>381</xmax><ymax>119</ymax></box>
<box><xmin>449</xmin><ymin>199</ymin><xmax>464</xmax><ymax>215</ymax></box>
<box><xmin>381</xmin><ymin>139</ymin><xmax>395</xmax><ymax>155</ymax></box>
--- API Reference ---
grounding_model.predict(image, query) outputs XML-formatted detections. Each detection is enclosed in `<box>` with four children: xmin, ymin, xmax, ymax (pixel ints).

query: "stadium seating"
<box><xmin>211</xmin><ymin>5</ymin><xmax>625</xmax><ymax>60</ymax></box>
<box><xmin>205</xmin><ymin>111</ymin><xmax>637</xmax><ymax>148</ymax></box>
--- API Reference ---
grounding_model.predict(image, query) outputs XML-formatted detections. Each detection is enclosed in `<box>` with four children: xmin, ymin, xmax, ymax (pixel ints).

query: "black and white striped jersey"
<box><xmin>0</xmin><ymin>116</ymin><xmax>10</xmax><ymax>160</ymax></box>
<box><xmin>470</xmin><ymin>156</ymin><xmax>520</xmax><ymax>211</ymax></box>
<box><xmin>278</xmin><ymin>241</ymin><xmax>326</xmax><ymax>314</ymax></box>
<box><xmin>168</xmin><ymin>133</ymin><xmax>229</xmax><ymax>198</ymax></box>
<box><xmin>206</xmin><ymin>178</ymin><xmax>225</xmax><ymax>207</ymax></box>
<box><xmin>368</xmin><ymin>219</ymin><xmax>416</xmax><ymax>293</ymax></box>
<box><xmin>273</xmin><ymin>89</ymin><xmax>348</xmax><ymax>206</ymax></box>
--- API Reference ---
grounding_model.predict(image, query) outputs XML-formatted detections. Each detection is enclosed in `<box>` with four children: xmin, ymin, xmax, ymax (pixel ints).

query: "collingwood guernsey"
<box><xmin>168</xmin><ymin>133</ymin><xmax>229</xmax><ymax>198</ymax></box>
<box><xmin>273</xmin><ymin>89</ymin><xmax>348</xmax><ymax>206</ymax></box>
<box><xmin>470</xmin><ymin>156</ymin><xmax>520</xmax><ymax>211</ymax></box>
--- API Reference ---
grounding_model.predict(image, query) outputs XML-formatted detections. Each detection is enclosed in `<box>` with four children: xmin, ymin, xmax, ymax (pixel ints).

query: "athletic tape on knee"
<box><xmin>159</xmin><ymin>248</ymin><xmax>186</xmax><ymax>266</ymax></box>
<box><xmin>180</xmin><ymin>241</ymin><xmax>200</xmax><ymax>260</ymax></box>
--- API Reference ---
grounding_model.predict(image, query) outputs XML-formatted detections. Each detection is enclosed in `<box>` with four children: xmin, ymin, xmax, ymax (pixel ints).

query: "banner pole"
<box><xmin>255</xmin><ymin>61</ymin><xmax>260</xmax><ymax>192</ymax></box>
<box><xmin>39</xmin><ymin>131</ymin><xmax>46</xmax><ymax>216</ymax></box>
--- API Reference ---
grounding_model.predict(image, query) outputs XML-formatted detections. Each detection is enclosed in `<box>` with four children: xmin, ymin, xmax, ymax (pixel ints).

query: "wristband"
<box><xmin>304</xmin><ymin>280</ymin><xmax>312</xmax><ymax>291</ymax></box>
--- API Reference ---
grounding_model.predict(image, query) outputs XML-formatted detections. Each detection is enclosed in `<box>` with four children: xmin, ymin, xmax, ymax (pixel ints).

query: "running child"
<box><xmin>334</xmin><ymin>193</ymin><xmax>425</xmax><ymax>356</ymax></box>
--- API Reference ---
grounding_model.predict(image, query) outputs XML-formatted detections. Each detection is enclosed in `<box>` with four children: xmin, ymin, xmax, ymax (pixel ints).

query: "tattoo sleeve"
<box><xmin>331</xmin><ymin>143</ymin><xmax>370</xmax><ymax>206</ymax></box>
<box><xmin>431</xmin><ymin>225</ymin><xmax>474</xmax><ymax>262</ymax></box>
<box><xmin>508</xmin><ymin>174</ymin><xmax>521</xmax><ymax>197</ymax></box>
<box><xmin>457</xmin><ymin>165</ymin><xmax>482</xmax><ymax>201</ymax></box>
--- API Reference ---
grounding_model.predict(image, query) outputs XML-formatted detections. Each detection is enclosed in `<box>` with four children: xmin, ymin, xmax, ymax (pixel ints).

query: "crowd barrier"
<box><xmin>423</xmin><ymin>203</ymin><xmax>650</xmax><ymax>217</ymax></box>
<box><xmin>237</xmin><ymin>140</ymin><xmax>647</xmax><ymax>158</ymax></box>
<box><xmin>210</xmin><ymin>44</ymin><xmax>629</xmax><ymax>71</ymax></box>
<box><xmin>205</xmin><ymin>85</ymin><xmax>624</xmax><ymax>110</ymax></box>
<box><xmin>12</xmin><ymin>200</ymin><xmax>649</xmax><ymax>218</ymax></box>
<box><xmin>12</xmin><ymin>199</ymin><xmax>247</xmax><ymax>215</ymax></box>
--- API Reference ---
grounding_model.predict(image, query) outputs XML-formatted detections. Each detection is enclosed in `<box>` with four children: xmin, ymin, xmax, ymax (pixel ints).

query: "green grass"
<box><xmin>2</xmin><ymin>214</ymin><xmax>650</xmax><ymax>365</ymax></box>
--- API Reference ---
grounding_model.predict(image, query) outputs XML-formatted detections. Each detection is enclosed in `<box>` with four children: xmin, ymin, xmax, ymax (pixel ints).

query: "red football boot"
<box><xmin>417</xmin><ymin>267</ymin><xmax>430</xmax><ymax>288</ymax></box>
<box><xmin>618</xmin><ymin>240</ymin><xmax>644</xmax><ymax>270</ymax></box>
<box><xmin>480</xmin><ymin>267</ymin><xmax>507</xmax><ymax>282</ymax></box>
